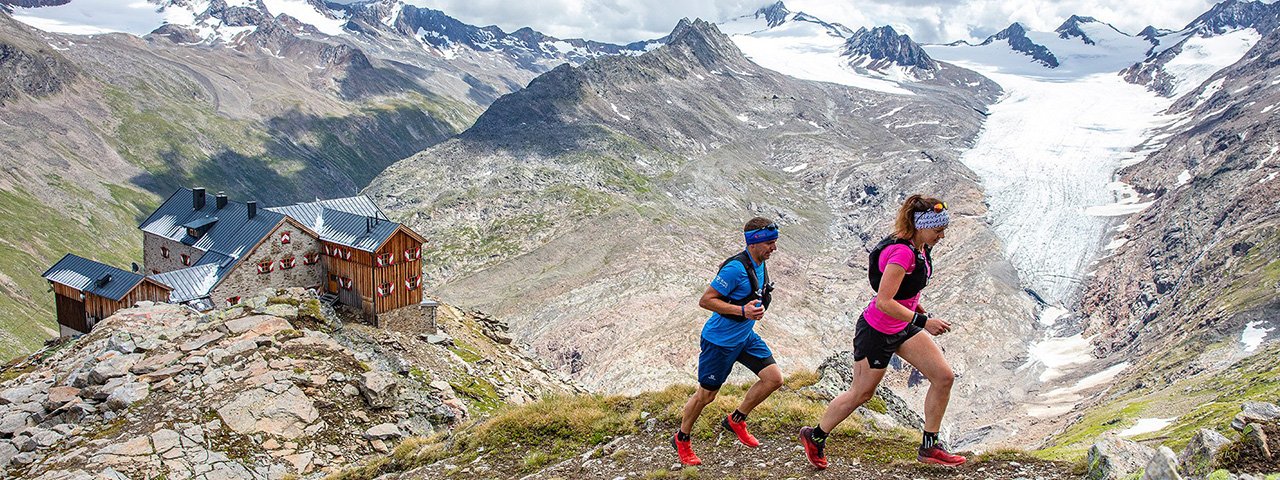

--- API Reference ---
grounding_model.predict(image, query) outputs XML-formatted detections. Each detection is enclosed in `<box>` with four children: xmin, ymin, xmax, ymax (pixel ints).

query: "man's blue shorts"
<box><xmin>697</xmin><ymin>332</ymin><xmax>776</xmax><ymax>391</ymax></box>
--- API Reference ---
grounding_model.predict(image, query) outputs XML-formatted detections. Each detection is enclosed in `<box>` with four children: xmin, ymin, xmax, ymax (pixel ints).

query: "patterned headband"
<box><xmin>913</xmin><ymin>209</ymin><xmax>950</xmax><ymax>230</ymax></box>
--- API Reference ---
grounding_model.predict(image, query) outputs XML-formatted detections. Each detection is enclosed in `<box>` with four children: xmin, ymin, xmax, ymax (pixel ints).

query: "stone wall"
<box><xmin>210</xmin><ymin>221</ymin><xmax>324</xmax><ymax>309</ymax></box>
<box><xmin>141</xmin><ymin>232</ymin><xmax>204</xmax><ymax>274</ymax></box>
<box><xmin>375</xmin><ymin>300</ymin><xmax>438</xmax><ymax>336</ymax></box>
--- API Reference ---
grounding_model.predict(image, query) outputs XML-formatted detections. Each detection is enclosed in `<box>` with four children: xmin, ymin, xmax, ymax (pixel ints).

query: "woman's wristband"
<box><xmin>911</xmin><ymin>312</ymin><xmax>929</xmax><ymax>328</ymax></box>
<box><xmin>741</xmin><ymin>305</ymin><xmax>746</xmax><ymax>317</ymax></box>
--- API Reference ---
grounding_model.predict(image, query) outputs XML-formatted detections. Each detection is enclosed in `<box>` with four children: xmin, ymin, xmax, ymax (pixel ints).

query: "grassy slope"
<box><xmin>1038</xmin><ymin>229</ymin><xmax>1280</xmax><ymax>461</ymax></box>
<box><xmin>325</xmin><ymin>372</ymin><xmax>1074</xmax><ymax>480</ymax></box>
<box><xmin>0</xmin><ymin>85</ymin><xmax>479</xmax><ymax>361</ymax></box>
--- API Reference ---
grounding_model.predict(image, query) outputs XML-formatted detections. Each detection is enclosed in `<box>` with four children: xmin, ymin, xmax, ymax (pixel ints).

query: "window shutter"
<box><xmin>281</xmin><ymin>231</ymin><xmax>291</xmax><ymax>244</ymax></box>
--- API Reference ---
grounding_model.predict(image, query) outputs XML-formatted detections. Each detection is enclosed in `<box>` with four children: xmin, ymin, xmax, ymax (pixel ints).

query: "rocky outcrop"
<box><xmin>0</xmin><ymin>288</ymin><xmax>578</xmax><ymax>476</ymax></box>
<box><xmin>803</xmin><ymin>351</ymin><xmax>923</xmax><ymax>431</ymax></box>
<box><xmin>0</xmin><ymin>15</ymin><xmax>76</xmax><ymax>105</ymax></box>
<box><xmin>842</xmin><ymin>25</ymin><xmax>938</xmax><ymax>73</ymax></box>
<box><xmin>1088</xmin><ymin>436</ymin><xmax>1155</xmax><ymax>480</ymax></box>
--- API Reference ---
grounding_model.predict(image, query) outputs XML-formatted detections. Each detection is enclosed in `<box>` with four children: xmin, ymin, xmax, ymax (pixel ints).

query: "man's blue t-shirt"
<box><xmin>701</xmin><ymin>251</ymin><xmax>766</xmax><ymax>347</ymax></box>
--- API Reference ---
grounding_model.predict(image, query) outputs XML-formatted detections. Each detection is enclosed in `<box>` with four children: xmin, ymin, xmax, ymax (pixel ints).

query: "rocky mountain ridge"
<box><xmin>1122</xmin><ymin>0</ymin><xmax>1279</xmax><ymax>96</ymax></box>
<box><xmin>979</xmin><ymin>22</ymin><xmax>1061</xmax><ymax>68</ymax></box>
<box><xmin>0</xmin><ymin>288</ymin><xmax>580</xmax><ymax>476</ymax></box>
<box><xmin>842</xmin><ymin>25</ymin><xmax>939</xmax><ymax>74</ymax></box>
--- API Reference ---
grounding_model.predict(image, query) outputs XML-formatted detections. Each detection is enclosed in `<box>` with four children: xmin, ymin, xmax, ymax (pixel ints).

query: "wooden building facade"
<box><xmin>43</xmin><ymin>254</ymin><xmax>173</xmax><ymax>336</ymax></box>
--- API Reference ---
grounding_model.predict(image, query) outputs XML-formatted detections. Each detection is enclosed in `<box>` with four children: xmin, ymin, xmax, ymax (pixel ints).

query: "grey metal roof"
<box><xmin>308</xmin><ymin>208</ymin><xmax>401</xmax><ymax>252</ymax></box>
<box><xmin>139</xmin><ymin>188</ymin><xmax>289</xmax><ymax>299</ymax></box>
<box><xmin>148</xmin><ymin>264</ymin><xmax>221</xmax><ymax>303</ymax></box>
<box><xmin>266</xmin><ymin>195</ymin><xmax>389</xmax><ymax>222</ymax></box>
<box><xmin>42</xmin><ymin>254</ymin><xmax>159</xmax><ymax>302</ymax></box>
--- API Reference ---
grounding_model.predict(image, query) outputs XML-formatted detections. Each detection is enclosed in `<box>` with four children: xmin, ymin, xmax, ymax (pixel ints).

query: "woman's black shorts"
<box><xmin>853</xmin><ymin>315</ymin><xmax>923</xmax><ymax>369</ymax></box>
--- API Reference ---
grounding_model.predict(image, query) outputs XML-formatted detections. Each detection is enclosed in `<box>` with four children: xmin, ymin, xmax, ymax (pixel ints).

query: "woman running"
<box><xmin>798</xmin><ymin>194</ymin><xmax>966</xmax><ymax>469</ymax></box>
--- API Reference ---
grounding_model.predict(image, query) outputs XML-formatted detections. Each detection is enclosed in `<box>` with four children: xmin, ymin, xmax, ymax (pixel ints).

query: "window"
<box><xmin>279</xmin><ymin>257</ymin><xmax>296</xmax><ymax>270</ymax></box>
<box><xmin>161</xmin><ymin>246</ymin><xmax>170</xmax><ymax>259</ymax></box>
<box><xmin>377</xmin><ymin>282</ymin><xmax>394</xmax><ymax>297</ymax></box>
<box><xmin>227</xmin><ymin>296</ymin><xmax>241</xmax><ymax>306</ymax></box>
<box><xmin>257</xmin><ymin>261</ymin><xmax>273</xmax><ymax>274</ymax></box>
<box><xmin>303</xmin><ymin>252</ymin><xmax>320</xmax><ymax>265</ymax></box>
<box><xmin>405</xmin><ymin>275</ymin><xmax>421</xmax><ymax>291</ymax></box>
<box><xmin>375</xmin><ymin>252</ymin><xmax>395</xmax><ymax>267</ymax></box>
<box><xmin>180</xmin><ymin>253</ymin><xmax>191</xmax><ymax>266</ymax></box>
<box><xmin>280</xmin><ymin>231</ymin><xmax>292</xmax><ymax>245</ymax></box>
<box><xmin>404</xmin><ymin>247</ymin><xmax>422</xmax><ymax>261</ymax></box>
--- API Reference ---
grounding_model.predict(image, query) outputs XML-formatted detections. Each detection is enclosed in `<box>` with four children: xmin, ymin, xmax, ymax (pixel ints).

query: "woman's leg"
<box><xmin>894</xmin><ymin>332</ymin><xmax>955</xmax><ymax>432</ymax></box>
<box><xmin>819</xmin><ymin>359</ymin><xmax>888</xmax><ymax>432</ymax></box>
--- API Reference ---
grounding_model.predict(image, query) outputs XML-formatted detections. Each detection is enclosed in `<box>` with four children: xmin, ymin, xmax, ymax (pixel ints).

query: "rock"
<box><xmin>105</xmin><ymin>382</ymin><xmax>150</xmax><ymax>410</ymax></box>
<box><xmin>106</xmin><ymin>331</ymin><xmax>140</xmax><ymax>354</ymax></box>
<box><xmin>151</xmin><ymin>428</ymin><xmax>180</xmax><ymax>458</ymax></box>
<box><xmin>225</xmin><ymin>315</ymin><xmax>272</xmax><ymax>334</ymax></box>
<box><xmin>364</xmin><ymin>423</ymin><xmax>403</xmax><ymax>440</ymax></box>
<box><xmin>43</xmin><ymin>386</ymin><xmax>81</xmax><ymax>411</ymax></box>
<box><xmin>216</xmin><ymin>385</ymin><xmax>319</xmax><ymax>439</ymax></box>
<box><xmin>429</xmin><ymin>380</ymin><xmax>452</xmax><ymax>392</ymax></box>
<box><xmin>264</xmin><ymin>304</ymin><xmax>298</xmax><ymax>320</ymax></box>
<box><xmin>284</xmin><ymin>451</ymin><xmax>315</xmax><ymax>474</ymax></box>
<box><xmin>0</xmin><ymin>412</ymin><xmax>30</xmax><ymax>436</ymax></box>
<box><xmin>643</xmin><ymin>418</ymin><xmax>657</xmax><ymax>432</ymax></box>
<box><xmin>341</xmin><ymin>384</ymin><xmax>359</xmax><ymax>397</ymax></box>
<box><xmin>1243</xmin><ymin>423</ymin><xmax>1271</xmax><ymax>459</ymax></box>
<box><xmin>181</xmin><ymin>331</ymin><xmax>225</xmax><ymax>352</ymax></box>
<box><xmin>13</xmin><ymin>435</ymin><xmax>35</xmax><ymax>452</ymax></box>
<box><xmin>1231</xmin><ymin>402</ymin><xmax>1280</xmax><ymax>432</ymax></box>
<box><xmin>357</xmin><ymin>372</ymin><xmax>399</xmax><ymax>409</ymax></box>
<box><xmin>1088</xmin><ymin>436</ymin><xmax>1155</xmax><ymax>480</ymax></box>
<box><xmin>424</xmin><ymin>334</ymin><xmax>452</xmax><ymax>345</ymax></box>
<box><xmin>130</xmin><ymin>352</ymin><xmax>181</xmax><ymax>375</ymax></box>
<box><xmin>30</xmin><ymin>427</ymin><xmax>63</xmax><ymax>448</ymax></box>
<box><xmin>1178</xmin><ymin>429</ymin><xmax>1231</xmax><ymax>478</ymax></box>
<box><xmin>0</xmin><ymin>440</ymin><xmax>16</xmax><ymax>467</ymax></box>
<box><xmin>89</xmin><ymin>354</ymin><xmax>143</xmax><ymax>385</ymax></box>
<box><xmin>1141</xmin><ymin>446</ymin><xmax>1181</xmax><ymax>480</ymax></box>
<box><xmin>0</xmin><ymin>386</ymin><xmax>37</xmax><ymax>405</ymax></box>
<box><xmin>482</xmin><ymin>328</ymin><xmax>512</xmax><ymax>345</ymax></box>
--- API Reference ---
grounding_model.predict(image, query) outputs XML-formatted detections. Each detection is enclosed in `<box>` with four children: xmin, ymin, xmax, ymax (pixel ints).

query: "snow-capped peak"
<box><xmin>843</xmin><ymin>26</ymin><xmax>937</xmax><ymax>72</ymax></box>
<box><xmin>754</xmin><ymin>1</ymin><xmax>790</xmax><ymax>28</ymax></box>
<box><xmin>1183</xmin><ymin>0</ymin><xmax>1279</xmax><ymax>36</ymax></box>
<box><xmin>1055</xmin><ymin>15</ymin><xmax>1123</xmax><ymax>45</ymax></box>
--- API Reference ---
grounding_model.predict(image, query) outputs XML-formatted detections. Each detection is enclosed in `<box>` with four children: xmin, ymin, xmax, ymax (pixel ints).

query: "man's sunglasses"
<box><xmin>760</xmin><ymin>223</ymin><xmax>778</xmax><ymax>231</ymax></box>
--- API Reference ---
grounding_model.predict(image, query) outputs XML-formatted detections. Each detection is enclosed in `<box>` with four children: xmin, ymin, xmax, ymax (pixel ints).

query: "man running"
<box><xmin>673</xmin><ymin>217</ymin><xmax>784</xmax><ymax>466</ymax></box>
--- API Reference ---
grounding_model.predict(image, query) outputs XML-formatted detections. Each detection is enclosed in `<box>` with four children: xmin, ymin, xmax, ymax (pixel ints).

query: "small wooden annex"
<box><xmin>41</xmin><ymin>254</ymin><xmax>172</xmax><ymax>336</ymax></box>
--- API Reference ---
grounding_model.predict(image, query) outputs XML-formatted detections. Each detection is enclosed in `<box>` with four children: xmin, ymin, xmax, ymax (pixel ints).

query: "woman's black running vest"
<box><xmin>867</xmin><ymin>236</ymin><xmax>932</xmax><ymax>300</ymax></box>
<box><xmin>717</xmin><ymin>251</ymin><xmax>773</xmax><ymax>322</ymax></box>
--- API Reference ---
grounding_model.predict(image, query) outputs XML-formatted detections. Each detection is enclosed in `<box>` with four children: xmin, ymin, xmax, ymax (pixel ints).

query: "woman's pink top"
<box><xmin>863</xmin><ymin>243</ymin><xmax>928</xmax><ymax>334</ymax></box>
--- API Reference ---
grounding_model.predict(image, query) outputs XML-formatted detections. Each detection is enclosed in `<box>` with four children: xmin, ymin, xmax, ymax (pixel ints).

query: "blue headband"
<box><xmin>745</xmin><ymin>226</ymin><xmax>779</xmax><ymax>245</ymax></box>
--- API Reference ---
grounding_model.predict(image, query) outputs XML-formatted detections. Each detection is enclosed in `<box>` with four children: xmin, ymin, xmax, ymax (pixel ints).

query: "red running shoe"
<box><xmin>797</xmin><ymin>426</ymin><xmax>828</xmax><ymax>469</ymax></box>
<box><xmin>918</xmin><ymin>443</ymin><xmax>967</xmax><ymax>466</ymax></box>
<box><xmin>722</xmin><ymin>414</ymin><xmax>760</xmax><ymax>447</ymax></box>
<box><xmin>671</xmin><ymin>431</ymin><xmax>702</xmax><ymax>466</ymax></box>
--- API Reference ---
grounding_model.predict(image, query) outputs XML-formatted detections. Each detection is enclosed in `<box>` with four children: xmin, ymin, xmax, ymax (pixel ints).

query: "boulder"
<box><xmin>1140</xmin><ymin>446</ymin><xmax>1182</xmax><ymax>480</ymax></box>
<box><xmin>1231</xmin><ymin>402</ymin><xmax>1280</xmax><ymax>432</ymax></box>
<box><xmin>43</xmin><ymin>386</ymin><xmax>81</xmax><ymax>411</ymax></box>
<box><xmin>105</xmin><ymin>382</ymin><xmax>150</xmax><ymax>410</ymax></box>
<box><xmin>180</xmin><ymin>331</ymin><xmax>225</xmax><ymax>352</ymax></box>
<box><xmin>0</xmin><ymin>386</ymin><xmax>38</xmax><ymax>405</ymax></box>
<box><xmin>263</xmin><ymin>304</ymin><xmax>298</xmax><ymax>321</ymax></box>
<box><xmin>88</xmin><ymin>354</ymin><xmax>143</xmax><ymax>385</ymax></box>
<box><xmin>106</xmin><ymin>331</ymin><xmax>139</xmax><ymax>354</ymax></box>
<box><xmin>0</xmin><ymin>440</ymin><xmax>16</xmax><ymax>467</ymax></box>
<box><xmin>130</xmin><ymin>352</ymin><xmax>181</xmax><ymax>374</ymax></box>
<box><xmin>363</xmin><ymin>423</ymin><xmax>403</xmax><ymax>440</ymax></box>
<box><xmin>1243</xmin><ymin>423</ymin><xmax>1271</xmax><ymax>460</ymax></box>
<box><xmin>216</xmin><ymin>385</ymin><xmax>319</xmax><ymax>439</ymax></box>
<box><xmin>29</xmin><ymin>427</ymin><xmax>63</xmax><ymax>449</ymax></box>
<box><xmin>0</xmin><ymin>412</ymin><xmax>30</xmax><ymax>436</ymax></box>
<box><xmin>1088</xmin><ymin>436</ymin><xmax>1155</xmax><ymax>480</ymax></box>
<box><xmin>1178</xmin><ymin>429</ymin><xmax>1231</xmax><ymax>478</ymax></box>
<box><xmin>358</xmin><ymin>372</ymin><xmax>399</xmax><ymax>409</ymax></box>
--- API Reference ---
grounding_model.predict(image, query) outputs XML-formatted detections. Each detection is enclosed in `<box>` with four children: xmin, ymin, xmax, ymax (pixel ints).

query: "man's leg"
<box><xmin>736</xmin><ymin>363</ymin><xmax>782</xmax><ymax>415</ymax></box>
<box><xmin>680</xmin><ymin>386</ymin><xmax>718</xmax><ymax>434</ymax></box>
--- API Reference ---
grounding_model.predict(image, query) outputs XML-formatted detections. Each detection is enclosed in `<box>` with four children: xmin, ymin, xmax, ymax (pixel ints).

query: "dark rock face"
<box><xmin>1055</xmin><ymin>15</ymin><xmax>1101</xmax><ymax>45</ymax></box>
<box><xmin>1123</xmin><ymin>0</ymin><xmax>1280</xmax><ymax>96</ymax></box>
<box><xmin>1082</xmin><ymin>27</ymin><xmax>1280</xmax><ymax>360</ymax></box>
<box><xmin>0</xmin><ymin>0</ymin><xmax>69</xmax><ymax>7</ymax></box>
<box><xmin>842</xmin><ymin>25</ymin><xmax>938</xmax><ymax>71</ymax></box>
<box><xmin>754</xmin><ymin>1</ymin><xmax>790</xmax><ymax>28</ymax></box>
<box><xmin>0</xmin><ymin>40</ymin><xmax>76</xmax><ymax>105</ymax></box>
<box><xmin>981</xmin><ymin>23</ymin><xmax>1060</xmax><ymax>68</ymax></box>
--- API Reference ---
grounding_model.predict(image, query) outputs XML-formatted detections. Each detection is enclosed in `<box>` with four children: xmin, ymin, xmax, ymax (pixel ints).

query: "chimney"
<box><xmin>366</xmin><ymin>216</ymin><xmax>374</xmax><ymax>233</ymax></box>
<box><xmin>247</xmin><ymin>201</ymin><xmax>257</xmax><ymax>219</ymax></box>
<box><xmin>216</xmin><ymin>192</ymin><xmax>228</xmax><ymax>210</ymax></box>
<box><xmin>193</xmin><ymin>187</ymin><xmax>206</xmax><ymax>210</ymax></box>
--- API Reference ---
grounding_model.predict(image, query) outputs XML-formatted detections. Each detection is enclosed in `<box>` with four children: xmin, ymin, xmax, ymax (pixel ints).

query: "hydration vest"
<box><xmin>867</xmin><ymin>236</ymin><xmax>932</xmax><ymax>300</ymax></box>
<box><xmin>717</xmin><ymin>250</ymin><xmax>773</xmax><ymax>322</ymax></box>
